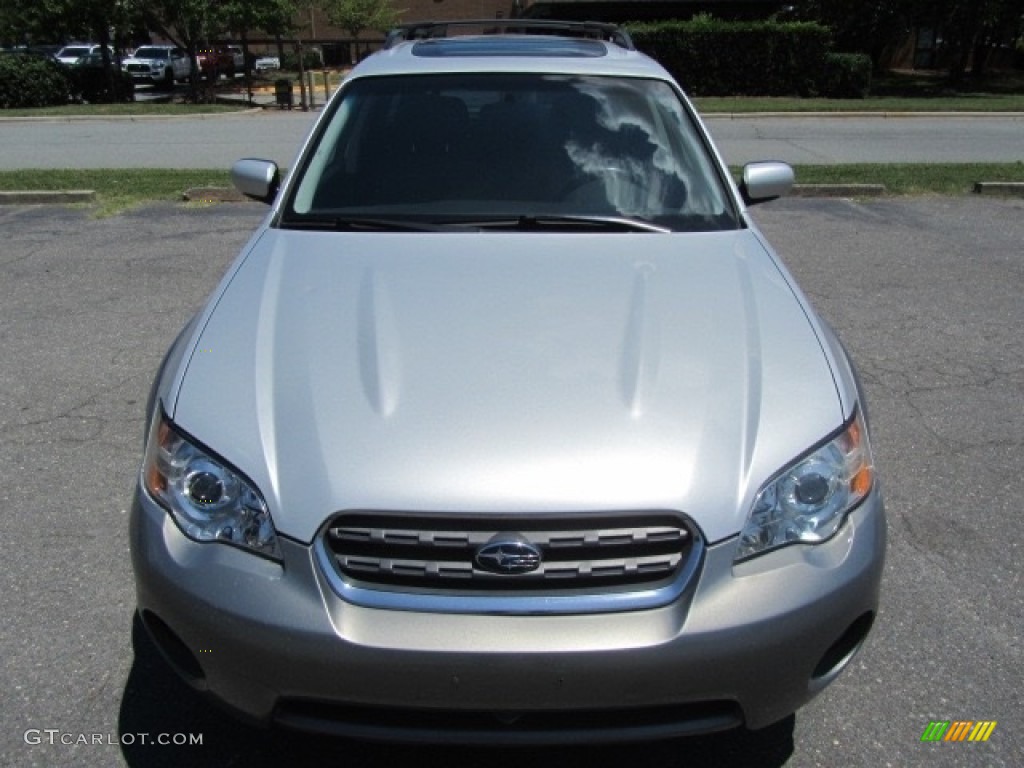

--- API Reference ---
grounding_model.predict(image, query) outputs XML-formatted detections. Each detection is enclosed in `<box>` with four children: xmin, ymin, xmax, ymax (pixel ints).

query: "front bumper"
<box><xmin>130</xmin><ymin>488</ymin><xmax>885</xmax><ymax>743</ymax></box>
<box><xmin>124</xmin><ymin>67</ymin><xmax>162</xmax><ymax>81</ymax></box>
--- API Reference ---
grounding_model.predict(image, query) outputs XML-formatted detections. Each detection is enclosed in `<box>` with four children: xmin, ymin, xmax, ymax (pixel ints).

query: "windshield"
<box><xmin>60</xmin><ymin>46</ymin><xmax>90</xmax><ymax>57</ymax></box>
<box><xmin>134</xmin><ymin>48</ymin><xmax>169</xmax><ymax>59</ymax></box>
<box><xmin>285</xmin><ymin>73</ymin><xmax>737</xmax><ymax>232</ymax></box>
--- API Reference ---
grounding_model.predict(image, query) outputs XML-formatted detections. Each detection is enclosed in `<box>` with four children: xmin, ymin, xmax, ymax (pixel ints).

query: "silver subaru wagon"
<box><xmin>131</xmin><ymin>20</ymin><xmax>885</xmax><ymax>744</ymax></box>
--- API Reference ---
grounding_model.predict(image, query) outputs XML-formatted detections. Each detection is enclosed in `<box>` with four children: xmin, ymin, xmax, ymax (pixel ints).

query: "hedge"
<box><xmin>0</xmin><ymin>55</ymin><xmax>70</xmax><ymax>108</ymax></box>
<box><xmin>628</xmin><ymin>18</ymin><xmax>858</xmax><ymax>97</ymax></box>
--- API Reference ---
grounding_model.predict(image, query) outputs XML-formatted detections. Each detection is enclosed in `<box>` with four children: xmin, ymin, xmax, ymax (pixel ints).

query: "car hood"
<box><xmin>172</xmin><ymin>230</ymin><xmax>841</xmax><ymax>544</ymax></box>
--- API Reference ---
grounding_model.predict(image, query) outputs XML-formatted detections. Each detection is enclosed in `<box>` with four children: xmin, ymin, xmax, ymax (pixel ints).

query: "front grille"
<box><xmin>274</xmin><ymin>698</ymin><xmax>742</xmax><ymax>744</ymax></box>
<box><xmin>320</xmin><ymin>511</ymin><xmax>696</xmax><ymax>595</ymax></box>
<box><xmin>125</xmin><ymin>64</ymin><xmax>151</xmax><ymax>73</ymax></box>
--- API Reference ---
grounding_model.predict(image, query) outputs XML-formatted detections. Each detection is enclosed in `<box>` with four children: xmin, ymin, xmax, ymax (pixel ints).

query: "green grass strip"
<box><xmin>788</xmin><ymin>163</ymin><xmax>1024</xmax><ymax>195</ymax></box>
<box><xmin>1</xmin><ymin>164</ymin><xmax>1022</xmax><ymax>214</ymax></box>
<box><xmin>0</xmin><ymin>168</ymin><xmax>233</xmax><ymax>214</ymax></box>
<box><xmin>0</xmin><ymin>168</ymin><xmax>231</xmax><ymax>196</ymax></box>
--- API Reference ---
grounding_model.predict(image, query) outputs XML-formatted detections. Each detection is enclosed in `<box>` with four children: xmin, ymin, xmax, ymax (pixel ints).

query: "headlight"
<box><xmin>143</xmin><ymin>408</ymin><xmax>281</xmax><ymax>560</ymax></box>
<box><xmin>736</xmin><ymin>410</ymin><xmax>874</xmax><ymax>562</ymax></box>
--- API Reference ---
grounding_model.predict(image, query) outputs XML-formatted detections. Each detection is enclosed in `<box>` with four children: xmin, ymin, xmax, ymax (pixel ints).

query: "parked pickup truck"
<box><xmin>195</xmin><ymin>46</ymin><xmax>235</xmax><ymax>79</ymax></box>
<box><xmin>122</xmin><ymin>45</ymin><xmax>192</xmax><ymax>87</ymax></box>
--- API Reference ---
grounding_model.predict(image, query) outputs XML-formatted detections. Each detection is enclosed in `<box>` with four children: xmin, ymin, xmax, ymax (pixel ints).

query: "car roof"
<box><xmin>350</xmin><ymin>20</ymin><xmax>672</xmax><ymax>81</ymax></box>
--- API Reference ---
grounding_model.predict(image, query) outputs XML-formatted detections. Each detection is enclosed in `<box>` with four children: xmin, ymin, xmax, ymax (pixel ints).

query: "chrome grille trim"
<box><xmin>315</xmin><ymin>511</ymin><xmax>704</xmax><ymax>615</ymax></box>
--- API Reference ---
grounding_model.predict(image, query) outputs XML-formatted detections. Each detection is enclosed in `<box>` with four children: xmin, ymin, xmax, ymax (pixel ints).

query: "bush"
<box><xmin>627</xmin><ymin>18</ymin><xmax>832</xmax><ymax>97</ymax></box>
<box><xmin>68</xmin><ymin>65</ymin><xmax>135</xmax><ymax>104</ymax></box>
<box><xmin>0</xmin><ymin>54</ymin><xmax>70</xmax><ymax>108</ymax></box>
<box><xmin>820</xmin><ymin>53</ymin><xmax>872</xmax><ymax>98</ymax></box>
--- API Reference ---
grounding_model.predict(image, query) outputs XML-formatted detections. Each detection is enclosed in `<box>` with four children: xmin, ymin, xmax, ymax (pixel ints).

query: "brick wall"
<box><xmin>297</xmin><ymin>2</ymin><xmax>519</xmax><ymax>43</ymax></box>
<box><xmin>404</xmin><ymin>0</ymin><xmax>519</xmax><ymax>23</ymax></box>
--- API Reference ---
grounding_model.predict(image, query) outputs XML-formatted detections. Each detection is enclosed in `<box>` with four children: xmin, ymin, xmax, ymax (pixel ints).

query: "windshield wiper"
<box><xmin>279</xmin><ymin>214</ymin><xmax>672</xmax><ymax>233</ymax></box>
<box><xmin>279</xmin><ymin>216</ymin><xmax>455</xmax><ymax>232</ymax></box>
<box><xmin>464</xmin><ymin>215</ymin><xmax>671</xmax><ymax>233</ymax></box>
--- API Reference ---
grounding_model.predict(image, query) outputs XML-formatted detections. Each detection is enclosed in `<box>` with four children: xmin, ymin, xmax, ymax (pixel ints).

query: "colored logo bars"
<box><xmin>921</xmin><ymin>721</ymin><xmax>997</xmax><ymax>742</ymax></box>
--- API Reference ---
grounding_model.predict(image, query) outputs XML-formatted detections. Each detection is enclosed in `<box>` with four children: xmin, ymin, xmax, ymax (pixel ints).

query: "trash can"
<box><xmin>274</xmin><ymin>79</ymin><xmax>293</xmax><ymax>109</ymax></box>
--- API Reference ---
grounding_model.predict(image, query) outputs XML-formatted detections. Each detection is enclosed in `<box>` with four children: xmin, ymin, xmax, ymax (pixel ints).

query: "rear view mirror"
<box><xmin>231</xmin><ymin>158</ymin><xmax>280</xmax><ymax>205</ymax></box>
<box><xmin>740</xmin><ymin>162</ymin><xmax>794</xmax><ymax>205</ymax></box>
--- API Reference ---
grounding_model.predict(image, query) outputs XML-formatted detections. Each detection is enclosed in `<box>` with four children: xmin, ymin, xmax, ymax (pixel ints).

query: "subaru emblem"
<box><xmin>475</xmin><ymin>536</ymin><xmax>542</xmax><ymax>575</ymax></box>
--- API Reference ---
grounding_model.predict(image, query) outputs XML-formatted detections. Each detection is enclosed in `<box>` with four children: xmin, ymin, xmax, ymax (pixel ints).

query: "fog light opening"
<box><xmin>811</xmin><ymin>612</ymin><xmax>874</xmax><ymax>687</ymax></box>
<box><xmin>141</xmin><ymin>610</ymin><xmax>207</xmax><ymax>688</ymax></box>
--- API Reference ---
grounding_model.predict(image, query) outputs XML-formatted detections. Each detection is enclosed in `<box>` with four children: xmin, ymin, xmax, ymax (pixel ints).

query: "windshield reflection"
<box><xmin>289</xmin><ymin>73</ymin><xmax>735</xmax><ymax>231</ymax></box>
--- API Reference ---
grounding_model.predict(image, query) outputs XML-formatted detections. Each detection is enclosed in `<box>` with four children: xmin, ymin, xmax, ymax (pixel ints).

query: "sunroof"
<box><xmin>412</xmin><ymin>37</ymin><xmax>608</xmax><ymax>59</ymax></box>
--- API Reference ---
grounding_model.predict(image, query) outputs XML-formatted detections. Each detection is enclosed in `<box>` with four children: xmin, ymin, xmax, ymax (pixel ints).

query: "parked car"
<box><xmin>121</xmin><ymin>45</ymin><xmax>192</xmax><ymax>87</ymax></box>
<box><xmin>0</xmin><ymin>44</ymin><xmax>62</xmax><ymax>61</ymax></box>
<box><xmin>225</xmin><ymin>44</ymin><xmax>245</xmax><ymax>72</ymax></box>
<box><xmin>195</xmin><ymin>46</ymin><xmax>234</xmax><ymax>79</ymax></box>
<box><xmin>67</xmin><ymin>52</ymin><xmax>133</xmax><ymax>102</ymax></box>
<box><xmin>55</xmin><ymin>43</ymin><xmax>112</xmax><ymax>66</ymax></box>
<box><xmin>132</xmin><ymin>20</ymin><xmax>885</xmax><ymax>745</ymax></box>
<box><xmin>253</xmin><ymin>55</ymin><xmax>280</xmax><ymax>71</ymax></box>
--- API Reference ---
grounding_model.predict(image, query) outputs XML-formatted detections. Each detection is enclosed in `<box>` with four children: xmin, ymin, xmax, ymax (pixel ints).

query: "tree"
<box><xmin>127</xmin><ymin>0</ymin><xmax>218</xmax><ymax>100</ymax></box>
<box><xmin>790</xmin><ymin>0</ymin><xmax>1023</xmax><ymax>77</ymax></box>
<box><xmin>220</xmin><ymin>0</ymin><xmax>298</xmax><ymax>101</ymax></box>
<box><xmin>128</xmin><ymin>0</ymin><xmax>301</xmax><ymax>101</ymax></box>
<box><xmin>923</xmin><ymin>0</ymin><xmax>1024</xmax><ymax>79</ymax></box>
<box><xmin>317</xmin><ymin>0</ymin><xmax>401</xmax><ymax>63</ymax></box>
<box><xmin>0</xmin><ymin>0</ymin><xmax>140</xmax><ymax>101</ymax></box>
<box><xmin>220</xmin><ymin>0</ymin><xmax>297</xmax><ymax>45</ymax></box>
<box><xmin>1</xmin><ymin>0</ymin><xmax>93</xmax><ymax>45</ymax></box>
<box><xmin>0</xmin><ymin>0</ymin><xmax>134</xmax><ymax>57</ymax></box>
<box><xmin>787</xmin><ymin>1</ymin><xmax>917</xmax><ymax>68</ymax></box>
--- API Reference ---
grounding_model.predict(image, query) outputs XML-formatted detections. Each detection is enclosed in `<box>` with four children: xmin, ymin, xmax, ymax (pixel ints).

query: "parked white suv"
<box><xmin>122</xmin><ymin>45</ymin><xmax>192</xmax><ymax>86</ymax></box>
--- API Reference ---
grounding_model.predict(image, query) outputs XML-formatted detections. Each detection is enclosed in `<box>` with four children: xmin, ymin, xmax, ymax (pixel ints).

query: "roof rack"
<box><xmin>384</xmin><ymin>19</ymin><xmax>635</xmax><ymax>51</ymax></box>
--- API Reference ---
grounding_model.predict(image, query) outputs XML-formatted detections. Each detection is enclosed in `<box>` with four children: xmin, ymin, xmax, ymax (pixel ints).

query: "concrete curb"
<box><xmin>973</xmin><ymin>181</ymin><xmax>1024</xmax><ymax>197</ymax></box>
<box><xmin>0</xmin><ymin>190</ymin><xmax>96</xmax><ymax>205</ymax></box>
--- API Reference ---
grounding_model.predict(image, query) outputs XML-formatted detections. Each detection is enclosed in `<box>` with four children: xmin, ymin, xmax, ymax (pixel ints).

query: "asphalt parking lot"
<box><xmin>1</xmin><ymin>196</ymin><xmax>1021</xmax><ymax>768</ymax></box>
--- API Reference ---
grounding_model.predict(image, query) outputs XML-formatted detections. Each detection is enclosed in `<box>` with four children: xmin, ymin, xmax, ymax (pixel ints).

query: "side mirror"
<box><xmin>740</xmin><ymin>162</ymin><xmax>794</xmax><ymax>206</ymax></box>
<box><xmin>231</xmin><ymin>158</ymin><xmax>280</xmax><ymax>205</ymax></box>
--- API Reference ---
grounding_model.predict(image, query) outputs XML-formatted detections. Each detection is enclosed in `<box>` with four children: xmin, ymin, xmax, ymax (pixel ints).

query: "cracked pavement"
<box><xmin>1</xmin><ymin>197</ymin><xmax>1021</xmax><ymax>767</ymax></box>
